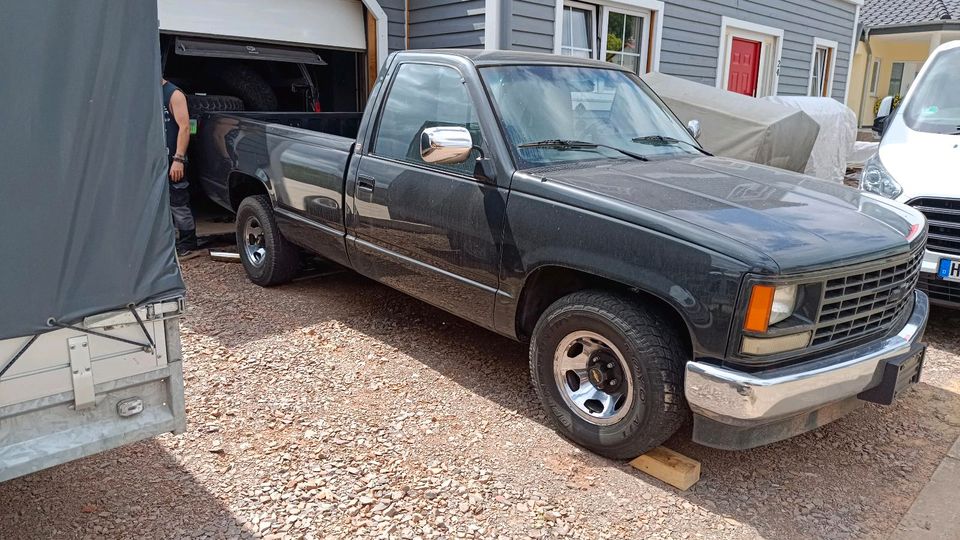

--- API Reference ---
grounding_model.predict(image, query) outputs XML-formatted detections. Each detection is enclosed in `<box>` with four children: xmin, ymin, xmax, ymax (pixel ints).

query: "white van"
<box><xmin>861</xmin><ymin>41</ymin><xmax>960</xmax><ymax>306</ymax></box>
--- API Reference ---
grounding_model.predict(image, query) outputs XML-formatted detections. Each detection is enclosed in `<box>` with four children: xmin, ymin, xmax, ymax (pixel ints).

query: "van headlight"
<box><xmin>861</xmin><ymin>155</ymin><xmax>902</xmax><ymax>199</ymax></box>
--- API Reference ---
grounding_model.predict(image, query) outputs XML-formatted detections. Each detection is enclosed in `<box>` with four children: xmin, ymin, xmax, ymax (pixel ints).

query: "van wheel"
<box><xmin>235</xmin><ymin>195</ymin><xmax>299</xmax><ymax>286</ymax></box>
<box><xmin>529</xmin><ymin>291</ymin><xmax>688</xmax><ymax>459</ymax></box>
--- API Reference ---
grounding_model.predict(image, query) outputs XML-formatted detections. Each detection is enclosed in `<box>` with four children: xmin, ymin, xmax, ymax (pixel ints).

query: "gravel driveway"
<box><xmin>3</xmin><ymin>258</ymin><xmax>960</xmax><ymax>539</ymax></box>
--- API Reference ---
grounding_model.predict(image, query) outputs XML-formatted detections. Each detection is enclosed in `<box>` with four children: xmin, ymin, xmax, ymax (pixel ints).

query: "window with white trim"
<box><xmin>602</xmin><ymin>8</ymin><xmax>649</xmax><ymax>74</ymax></box>
<box><xmin>558</xmin><ymin>0</ymin><xmax>657</xmax><ymax>75</ymax></box>
<box><xmin>808</xmin><ymin>39</ymin><xmax>837</xmax><ymax>97</ymax></box>
<box><xmin>561</xmin><ymin>2</ymin><xmax>596</xmax><ymax>58</ymax></box>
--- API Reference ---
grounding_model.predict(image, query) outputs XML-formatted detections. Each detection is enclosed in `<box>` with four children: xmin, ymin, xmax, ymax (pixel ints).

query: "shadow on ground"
<box><xmin>0</xmin><ymin>438</ymin><xmax>248</xmax><ymax>539</ymax></box>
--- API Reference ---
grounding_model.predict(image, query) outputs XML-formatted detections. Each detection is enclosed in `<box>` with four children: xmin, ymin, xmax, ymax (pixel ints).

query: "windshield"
<box><xmin>479</xmin><ymin>65</ymin><xmax>701</xmax><ymax>168</ymax></box>
<box><xmin>902</xmin><ymin>47</ymin><xmax>960</xmax><ymax>135</ymax></box>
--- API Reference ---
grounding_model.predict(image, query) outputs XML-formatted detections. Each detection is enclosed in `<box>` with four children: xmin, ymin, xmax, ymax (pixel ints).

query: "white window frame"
<box><xmin>559</xmin><ymin>1</ymin><xmax>599</xmax><ymax>58</ymax></box>
<box><xmin>868</xmin><ymin>57</ymin><xmax>882</xmax><ymax>96</ymax></box>
<box><xmin>808</xmin><ymin>37</ymin><xmax>838</xmax><ymax>97</ymax></box>
<box><xmin>553</xmin><ymin>0</ymin><xmax>664</xmax><ymax>73</ymax></box>
<box><xmin>716</xmin><ymin>17</ymin><xmax>784</xmax><ymax>97</ymax></box>
<box><xmin>599</xmin><ymin>5</ymin><xmax>651</xmax><ymax>74</ymax></box>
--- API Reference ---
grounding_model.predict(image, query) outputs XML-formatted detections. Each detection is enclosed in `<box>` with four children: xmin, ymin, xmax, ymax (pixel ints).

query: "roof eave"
<box><xmin>865</xmin><ymin>20</ymin><xmax>960</xmax><ymax>35</ymax></box>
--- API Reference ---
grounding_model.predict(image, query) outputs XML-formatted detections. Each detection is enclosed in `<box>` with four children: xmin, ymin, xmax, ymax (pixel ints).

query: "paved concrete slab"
<box><xmin>893</xmin><ymin>438</ymin><xmax>960</xmax><ymax>540</ymax></box>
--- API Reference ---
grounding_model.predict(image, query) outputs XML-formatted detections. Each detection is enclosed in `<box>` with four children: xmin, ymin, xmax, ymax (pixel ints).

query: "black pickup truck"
<box><xmin>195</xmin><ymin>50</ymin><xmax>930</xmax><ymax>458</ymax></box>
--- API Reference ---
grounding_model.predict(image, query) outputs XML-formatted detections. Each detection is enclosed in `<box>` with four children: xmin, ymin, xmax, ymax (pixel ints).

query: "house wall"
<box><xmin>507</xmin><ymin>0</ymin><xmax>556</xmax><ymax>51</ymax></box>
<box><xmin>407</xmin><ymin>0</ymin><xmax>486</xmax><ymax>49</ymax></box>
<box><xmin>392</xmin><ymin>0</ymin><xmax>858</xmax><ymax>100</ymax></box>
<box><xmin>659</xmin><ymin>0</ymin><xmax>856</xmax><ymax>100</ymax></box>
<box><xmin>379</xmin><ymin>0</ymin><xmax>408</xmax><ymax>52</ymax></box>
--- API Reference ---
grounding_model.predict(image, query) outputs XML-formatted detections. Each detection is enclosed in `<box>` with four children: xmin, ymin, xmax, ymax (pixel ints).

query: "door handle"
<box><xmin>357</xmin><ymin>176</ymin><xmax>375</xmax><ymax>193</ymax></box>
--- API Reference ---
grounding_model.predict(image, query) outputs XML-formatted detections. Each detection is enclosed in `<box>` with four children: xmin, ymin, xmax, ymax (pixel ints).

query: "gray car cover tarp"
<box><xmin>0</xmin><ymin>1</ymin><xmax>185</xmax><ymax>341</ymax></box>
<box><xmin>641</xmin><ymin>71</ymin><xmax>821</xmax><ymax>173</ymax></box>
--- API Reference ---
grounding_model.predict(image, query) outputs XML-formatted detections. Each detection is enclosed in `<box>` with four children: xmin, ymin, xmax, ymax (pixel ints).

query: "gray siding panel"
<box><xmin>408</xmin><ymin>0</ymin><xmax>485</xmax><ymax>49</ymax></box>
<box><xmin>509</xmin><ymin>0</ymin><xmax>555</xmax><ymax>53</ymax></box>
<box><xmin>379</xmin><ymin>0</ymin><xmax>407</xmax><ymax>53</ymax></box>
<box><xmin>659</xmin><ymin>0</ymin><xmax>857</xmax><ymax>100</ymax></box>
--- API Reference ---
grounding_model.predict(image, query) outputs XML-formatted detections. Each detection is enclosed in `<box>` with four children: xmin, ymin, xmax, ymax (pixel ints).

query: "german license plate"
<box><xmin>938</xmin><ymin>258</ymin><xmax>960</xmax><ymax>282</ymax></box>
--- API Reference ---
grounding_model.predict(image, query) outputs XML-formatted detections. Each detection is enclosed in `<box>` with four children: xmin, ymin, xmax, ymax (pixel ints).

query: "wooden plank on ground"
<box><xmin>629</xmin><ymin>446</ymin><xmax>701</xmax><ymax>491</ymax></box>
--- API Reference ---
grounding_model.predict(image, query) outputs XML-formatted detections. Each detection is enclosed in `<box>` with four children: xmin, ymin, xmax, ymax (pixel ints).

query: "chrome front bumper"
<box><xmin>685</xmin><ymin>290</ymin><xmax>929</xmax><ymax>449</ymax></box>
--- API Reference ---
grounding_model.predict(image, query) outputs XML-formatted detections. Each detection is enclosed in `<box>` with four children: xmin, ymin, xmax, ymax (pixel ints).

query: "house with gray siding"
<box><xmin>376</xmin><ymin>0</ymin><xmax>863</xmax><ymax>102</ymax></box>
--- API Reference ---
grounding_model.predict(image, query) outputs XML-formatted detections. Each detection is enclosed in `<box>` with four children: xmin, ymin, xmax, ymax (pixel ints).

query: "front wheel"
<box><xmin>529</xmin><ymin>291</ymin><xmax>688</xmax><ymax>459</ymax></box>
<box><xmin>235</xmin><ymin>195</ymin><xmax>300</xmax><ymax>286</ymax></box>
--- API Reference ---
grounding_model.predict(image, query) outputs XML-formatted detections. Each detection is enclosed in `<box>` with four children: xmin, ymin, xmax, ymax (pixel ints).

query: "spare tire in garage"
<box><xmin>208</xmin><ymin>62</ymin><xmax>278</xmax><ymax>111</ymax></box>
<box><xmin>186</xmin><ymin>94</ymin><xmax>244</xmax><ymax>117</ymax></box>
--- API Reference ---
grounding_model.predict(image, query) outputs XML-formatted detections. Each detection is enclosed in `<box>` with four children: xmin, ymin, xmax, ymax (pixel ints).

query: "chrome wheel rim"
<box><xmin>553</xmin><ymin>331</ymin><xmax>633</xmax><ymax>426</ymax></box>
<box><xmin>242</xmin><ymin>216</ymin><xmax>267</xmax><ymax>267</ymax></box>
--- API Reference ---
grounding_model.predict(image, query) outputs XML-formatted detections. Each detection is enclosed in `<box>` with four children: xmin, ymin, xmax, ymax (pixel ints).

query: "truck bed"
<box><xmin>195</xmin><ymin>111</ymin><xmax>362</xmax><ymax>266</ymax></box>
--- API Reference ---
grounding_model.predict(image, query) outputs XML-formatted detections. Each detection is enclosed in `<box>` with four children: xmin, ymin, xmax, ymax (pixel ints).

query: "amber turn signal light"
<box><xmin>744</xmin><ymin>284</ymin><xmax>775</xmax><ymax>333</ymax></box>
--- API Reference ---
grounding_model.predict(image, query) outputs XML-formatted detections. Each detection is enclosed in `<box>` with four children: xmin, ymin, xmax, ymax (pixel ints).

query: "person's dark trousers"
<box><xmin>169</xmin><ymin>183</ymin><xmax>198</xmax><ymax>252</ymax></box>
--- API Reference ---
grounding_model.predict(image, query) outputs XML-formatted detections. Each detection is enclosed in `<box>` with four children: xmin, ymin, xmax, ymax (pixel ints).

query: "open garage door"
<box><xmin>158</xmin><ymin>0</ymin><xmax>367</xmax><ymax>51</ymax></box>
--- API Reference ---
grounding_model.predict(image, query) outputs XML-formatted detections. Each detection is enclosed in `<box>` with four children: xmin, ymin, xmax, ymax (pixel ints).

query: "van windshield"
<box><xmin>479</xmin><ymin>65</ymin><xmax>701</xmax><ymax>169</ymax></box>
<box><xmin>903</xmin><ymin>47</ymin><xmax>960</xmax><ymax>135</ymax></box>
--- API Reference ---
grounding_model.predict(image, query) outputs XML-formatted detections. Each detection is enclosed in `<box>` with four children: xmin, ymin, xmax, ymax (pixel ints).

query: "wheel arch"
<box><xmin>228</xmin><ymin>171</ymin><xmax>269</xmax><ymax>211</ymax></box>
<box><xmin>514</xmin><ymin>265</ymin><xmax>695</xmax><ymax>359</ymax></box>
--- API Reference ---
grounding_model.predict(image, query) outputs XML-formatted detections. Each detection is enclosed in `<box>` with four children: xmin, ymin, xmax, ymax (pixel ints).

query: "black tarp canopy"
<box><xmin>0</xmin><ymin>1</ymin><xmax>186</xmax><ymax>340</ymax></box>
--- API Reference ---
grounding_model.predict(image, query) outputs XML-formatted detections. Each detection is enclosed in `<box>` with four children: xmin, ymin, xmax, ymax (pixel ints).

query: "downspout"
<box><xmin>857</xmin><ymin>27</ymin><xmax>872</xmax><ymax>127</ymax></box>
<box><xmin>361</xmin><ymin>0</ymin><xmax>389</xmax><ymax>70</ymax></box>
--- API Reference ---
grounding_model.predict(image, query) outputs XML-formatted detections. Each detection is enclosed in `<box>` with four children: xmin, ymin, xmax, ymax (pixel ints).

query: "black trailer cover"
<box><xmin>0</xmin><ymin>1</ymin><xmax>185</xmax><ymax>340</ymax></box>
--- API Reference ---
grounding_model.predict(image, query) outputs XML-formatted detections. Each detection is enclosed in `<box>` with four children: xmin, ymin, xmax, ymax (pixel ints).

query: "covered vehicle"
<box><xmin>763</xmin><ymin>96</ymin><xmax>858</xmax><ymax>182</ymax></box>
<box><xmin>0</xmin><ymin>1</ymin><xmax>186</xmax><ymax>482</ymax></box>
<box><xmin>641</xmin><ymin>71</ymin><xmax>820</xmax><ymax>173</ymax></box>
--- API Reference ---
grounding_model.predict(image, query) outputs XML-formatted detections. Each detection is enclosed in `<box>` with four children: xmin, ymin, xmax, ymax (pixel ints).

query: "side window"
<box><xmin>373</xmin><ymin>63</ymin><xmax>483</xmax><ymax>175</ymax></box>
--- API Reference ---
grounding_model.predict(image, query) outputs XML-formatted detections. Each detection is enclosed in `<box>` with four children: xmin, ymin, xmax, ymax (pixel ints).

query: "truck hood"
<box><xmin>533</xmin><ymin>156</ymin><xmax>925</xmax><ymax>273</ymax></box>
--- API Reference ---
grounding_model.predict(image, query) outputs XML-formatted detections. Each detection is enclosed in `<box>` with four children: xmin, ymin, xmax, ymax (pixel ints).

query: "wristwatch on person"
<box><xmin>172</xmin><ymin>154</ymin><xmax>188</xmax><ymax>164</ymax></box>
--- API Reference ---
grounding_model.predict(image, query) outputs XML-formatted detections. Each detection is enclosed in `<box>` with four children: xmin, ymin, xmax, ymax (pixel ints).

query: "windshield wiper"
<box><xmin>631</xmin><ymin>135</ymin><xmax>712</xmax><ymax>156</ymax></box>
<box><xmin>518</xmin><ymin>139</ymin><xmax>649</xmax><ymax>161</ymax></box>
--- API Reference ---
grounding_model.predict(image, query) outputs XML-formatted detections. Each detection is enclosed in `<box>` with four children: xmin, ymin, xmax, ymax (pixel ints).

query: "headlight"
<box><xmin>860</xmin><ymin>155</ymin><xmax>902</xmax><ymax>199</ymax></box>
<box><xmin>769</xmin><ymin>285</ymin><xmax>797</xmax><ymax>325</ymax></box>
<box><xmin>744</xmin><ymin>284</ymin><xmax>798</xmax><ymax>332</ymax></box>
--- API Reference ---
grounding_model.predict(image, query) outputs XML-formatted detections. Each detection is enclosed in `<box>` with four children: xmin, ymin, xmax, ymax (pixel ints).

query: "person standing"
<box><xmin>161</xmin><ymin>78</ymin><xmax>198</xmax><ymax>255</ymax></box>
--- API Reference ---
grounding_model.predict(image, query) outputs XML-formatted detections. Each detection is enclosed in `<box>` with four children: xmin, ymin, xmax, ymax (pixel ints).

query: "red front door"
<box><xmin>727</xmin><ymin>38</ymin><xmax>762</xmax><ymax>96</ymax></box>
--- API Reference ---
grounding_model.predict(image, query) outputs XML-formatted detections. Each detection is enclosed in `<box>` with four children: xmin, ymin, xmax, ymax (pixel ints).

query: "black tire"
<box><xmin>235</xmin><ymin>195</ymin><xmax>299</xmax><ymax>286</ymax></box>
<box><xmin>529</xmin><ymin>291</ymin><xmax>688</xmax><ymax>459</ymax></box>
<box><xmin>209</xmin><ymin>63</ymin><xmax>277</xmax><ymax>111</ymax></box>
<box><xmin>186</xmin><ymin>94</ymin><xmax>245</xmax><ymax>117</ymax></box>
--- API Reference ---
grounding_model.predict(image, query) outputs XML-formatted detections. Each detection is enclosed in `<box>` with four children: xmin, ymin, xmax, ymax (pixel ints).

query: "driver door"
<box><xmin>349</xmin><ymin>62</ymin><xmax>506</xmax><ymax>327</ymax></box>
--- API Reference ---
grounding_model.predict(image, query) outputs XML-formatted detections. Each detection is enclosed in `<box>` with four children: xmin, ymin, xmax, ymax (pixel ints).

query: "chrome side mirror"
<box><xmin>420</xmin><ymin>126</ymin><xmax>473</xmax><ymax>165</ymax></box>
<box><xmin>686</xmin><ymin>119</ymin><xmax>702</xmax><ymax>140</ymax></box>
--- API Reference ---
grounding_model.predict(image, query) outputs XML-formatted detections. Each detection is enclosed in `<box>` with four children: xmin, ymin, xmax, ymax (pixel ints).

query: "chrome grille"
<box><xmin>812</xmin><ymin>248</ymin><xmax>923</xmax><ymax>347</ymax></box>
<box><xmin>908</xmin><ymin>198</ymin><xmax>960</xmax><ymax>255</ymax></box>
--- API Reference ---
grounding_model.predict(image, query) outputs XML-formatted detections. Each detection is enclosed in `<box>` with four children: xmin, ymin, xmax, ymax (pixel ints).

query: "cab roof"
<box><xmin>392</xmin><ymin>49</ymin><xmax>630</xmax><ymax>70</ymax></box>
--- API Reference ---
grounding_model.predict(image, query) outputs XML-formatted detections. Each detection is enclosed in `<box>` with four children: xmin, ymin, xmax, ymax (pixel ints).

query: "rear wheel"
<box><xmin>529</xmin><ymin>291</ymin><xmax>688</xmax><ymax>459</ymax></box>
<box><xmin>235</xmin><ymin>195</ymin><xmax>299</xmax><ymax>286</ymax></box>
